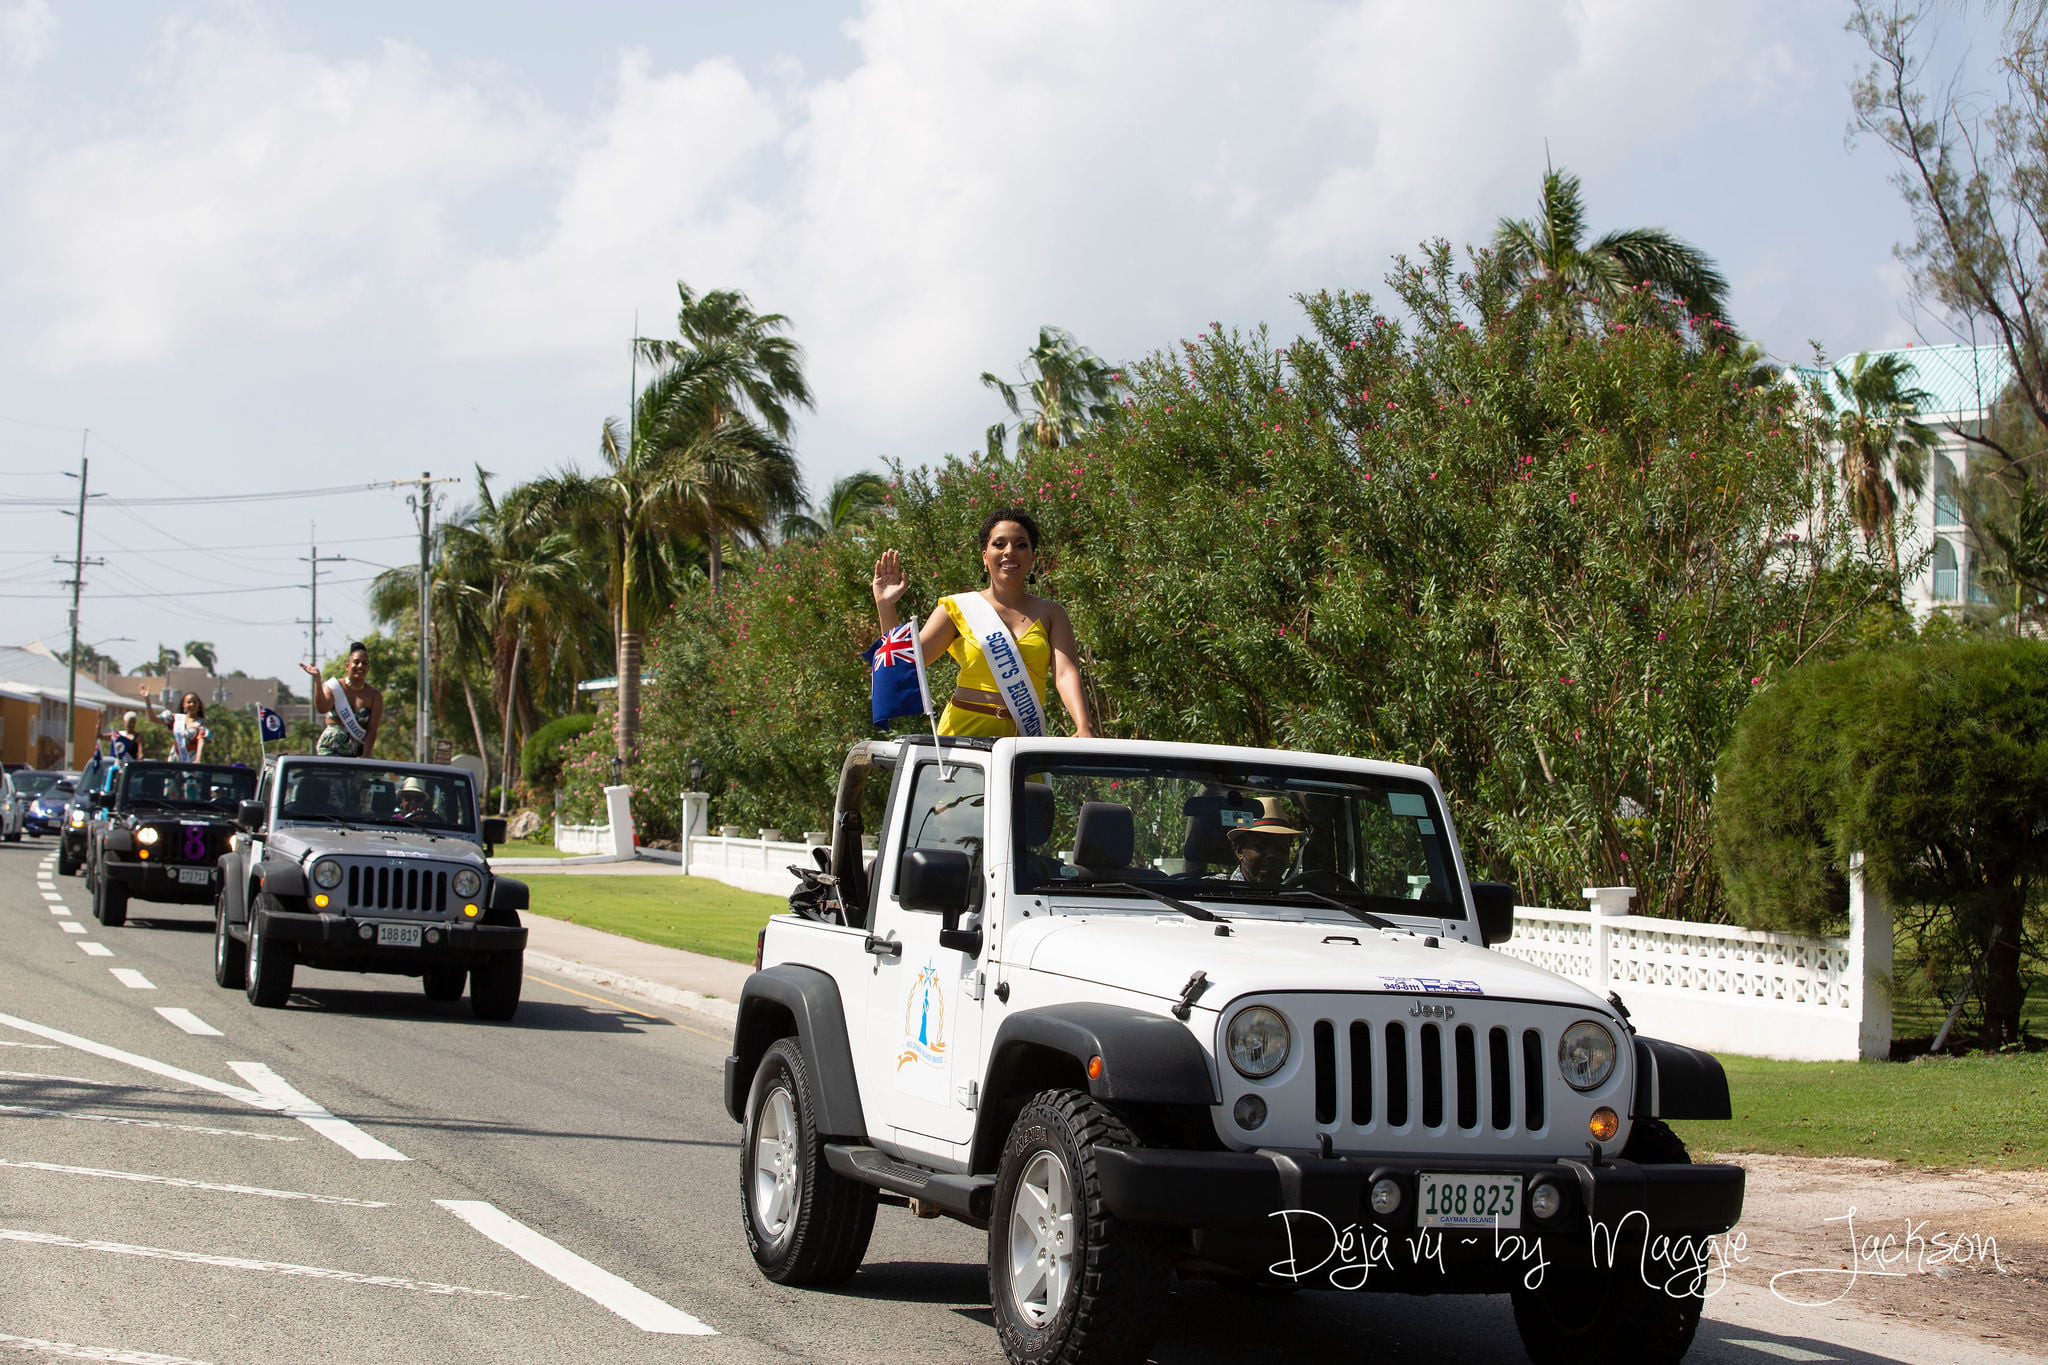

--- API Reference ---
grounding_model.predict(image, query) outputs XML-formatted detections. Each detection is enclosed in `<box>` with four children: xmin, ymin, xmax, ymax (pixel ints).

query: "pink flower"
<box><xmin>1656</xmin><ymin>631</ymin><xmax>1666</xmax><ymax>641</ymax></box>
<box><xmin>1569</xmin><ymin>492</ymin><xmax>1578</xmax><ymax>505</ymax></box>
<box><xmin>1750</xmin><ymin>676</ymin><xmax>1763</xmax><ymax>685</ymax></box>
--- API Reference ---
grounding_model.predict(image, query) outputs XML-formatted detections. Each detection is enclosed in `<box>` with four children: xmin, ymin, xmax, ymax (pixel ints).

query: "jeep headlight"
<box><xmin>68</xmin><ymin>809</ymin><xmax>85</xmax><ymax>826</ymax></box>
<box><xmin>137</xmin><ymin>827</ymin><xmax>159</xmax><ymax>845</ymax></box>
<box><xmin>1225</xmin><ymin>1006</ymin><xmax>1291</xmax><ymax>1079</ymax></box>
<box><xmin>1558</xmin><ymin>1020</ymin><xmax>1618</xmax><ymax>1091</ymax></box>
<box><xmin>452</xmin><ymin>868</ymin><xmax>483</xmax><ymax>899</ymax></box>
<box><xmin>311</xmin><ymin>859</ymin><xmax>344</xmax><ymax>890</ymax></box>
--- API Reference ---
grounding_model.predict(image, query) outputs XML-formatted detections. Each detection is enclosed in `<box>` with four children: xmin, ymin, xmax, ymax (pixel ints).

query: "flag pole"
<box><xmin>907</xmin><ymin>607</ymin><xmax>948</xmax><ymax>781</ymax></box>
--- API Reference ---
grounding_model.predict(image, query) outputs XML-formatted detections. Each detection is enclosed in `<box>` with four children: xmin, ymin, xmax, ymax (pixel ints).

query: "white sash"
<box><xmin>950</xmin><ymin>593</ymin><xmax>1047</xmax><ymax>737</ymax></box>
<box><xmin>326</xmin><ymin>679</ymin><xmax>368</xmax><ymax>745</ymax></box>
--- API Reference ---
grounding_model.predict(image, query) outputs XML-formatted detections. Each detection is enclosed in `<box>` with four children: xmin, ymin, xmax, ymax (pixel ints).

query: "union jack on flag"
<box><xmin>862</xmin><ymin>621</ymin><xmax>930</xmax><ymax>726</ymax></box>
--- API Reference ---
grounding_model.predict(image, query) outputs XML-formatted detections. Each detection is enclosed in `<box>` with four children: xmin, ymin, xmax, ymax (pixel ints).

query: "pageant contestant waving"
<box><xmin>871</xmin><ymin>508</ymin><xmax>1095</xmax><ymax>738</ymax></box>
<box><xmin>301</xmin><ymin>641</ymin><xmax>384</xmax><ymax>757</ymax></box>
<box><xmin>139</xmin><ymin>689</ymin><xmax>209</xmax><ymax>763</ymax></box>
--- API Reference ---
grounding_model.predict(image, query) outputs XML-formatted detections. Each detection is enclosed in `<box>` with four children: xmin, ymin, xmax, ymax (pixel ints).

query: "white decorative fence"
<box><xmin>1498</xmin><ymin>869</ymin><xmax>1891</xmax><ymax>1062</ymax></box>
<box><xmin>550</xmin><ymin>785</ymin><xmax>637</xmax><ymax>861</ymax></box>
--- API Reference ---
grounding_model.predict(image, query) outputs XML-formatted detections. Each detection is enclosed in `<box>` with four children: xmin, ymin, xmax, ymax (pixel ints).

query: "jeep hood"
<box><xmin>275</xmin><ymin>826</ymin><xmax>484</xmax><ymax>862</ymax></box>
<box><xmin>1010</xmin><ymin>913</ymin><xmax>1607</xmax><ymax>1012</ymax></box>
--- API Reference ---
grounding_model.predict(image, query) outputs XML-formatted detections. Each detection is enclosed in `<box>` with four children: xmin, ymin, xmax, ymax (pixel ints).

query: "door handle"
<box><xmin>864</xmin><ymin>934</ymin><xmax>902</xmax><ymax>958</ymax></box>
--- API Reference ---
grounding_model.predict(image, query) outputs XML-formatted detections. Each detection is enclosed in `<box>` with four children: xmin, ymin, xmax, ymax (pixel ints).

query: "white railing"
<box><xmin>1498</xmin><ymin>870</ymin><xmax>1891</xmax><ymax>1062</ymax></box>
<box><xmin>550</xmin><ymin>785</ymin><xmax>637</xmax><ymax>861</ymax></box>
<box><xmin>683</xmin><ymin>832</ymin><xmax>827</xmax><ymax>897</ymax></box>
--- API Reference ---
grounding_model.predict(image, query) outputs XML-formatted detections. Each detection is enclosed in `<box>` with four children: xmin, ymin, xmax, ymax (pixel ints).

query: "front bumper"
<box><xmin>102</xmin><ymin>854</ymin><xmax>216</xmax><ymax>903</ymax></box>
<box><xmin>255</xmin><ymin>904</ymin><xmax>526</xmax><ymax>970</ymax></box>
<box><xmin>25</xmin><ymin>813</ymin><xmax>63</xmax><ymax>835</ymax></box>
<box><xmin>1095</xmin><ymin>1147</ymin><xmax>1743</xmax><ymax>1287</ymax></box>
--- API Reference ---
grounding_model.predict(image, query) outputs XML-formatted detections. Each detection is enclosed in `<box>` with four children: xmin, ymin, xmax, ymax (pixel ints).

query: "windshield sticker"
<box><xmin>1388</xmin><ymin>792</ymin><xmax>1428</xmax><ymax>818</ymax></box>
<box><xmin>1416</xmin><ymin>819</ymin><xmax>1435</xmax><ymax>835</ymax></box>
<box><xmin>1381</xmin><ymin>976</ymin><xmax>1484</xmax><ymax>996</ymax></box>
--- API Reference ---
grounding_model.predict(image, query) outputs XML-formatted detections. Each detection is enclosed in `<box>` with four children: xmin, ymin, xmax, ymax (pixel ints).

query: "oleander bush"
<box><xmin>619</xmin><ymin>243</ymin><xmax>1893</xmax><ymax>916</ymax></box>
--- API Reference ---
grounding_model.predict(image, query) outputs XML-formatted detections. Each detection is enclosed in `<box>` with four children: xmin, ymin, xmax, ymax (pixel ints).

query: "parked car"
<box><xmin>0</xmin><ymin>770</ymin><xmax>23</xmax><ymax>842</ymax></box>
<box><xmin>728</xmin><ymin>736</ymin><xmax>1744</xmax><ymax>1365</ymax></box>
<box><xmin>84</xmin><ymin>760</ymin><xmax>252</xmax><ymax>926</ymax></box>
<box><xmin>57</xmin><ymin>752</ymin><xmax>120</xmax><ymax>876</ymax></box>
<box><xmin>214</xmin><ymin>754</ymin><xmax>527</xmax><ymax>1017</ymax></box>
<box><xmin>21</xmin><ymin>772</ymin><xmax>77</xmax><ymax>838</ymax></box>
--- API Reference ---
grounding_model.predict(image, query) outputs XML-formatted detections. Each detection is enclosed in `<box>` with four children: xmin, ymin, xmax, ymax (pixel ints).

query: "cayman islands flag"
<box><xmin>257</xmin><ymin>705</ymin><xmax>286</xmax><ymax>743</ymax></box>
<box><xmin>863</xmin><ymin>622</ymin><xmax>933</xmax><ymax>727</ymax></box>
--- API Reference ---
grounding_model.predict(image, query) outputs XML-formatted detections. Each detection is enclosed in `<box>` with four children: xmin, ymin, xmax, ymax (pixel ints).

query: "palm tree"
<box><xmin>1493</xmin><ymin>167</ymin><xmax>1731</xmax><ymax>328</ymax></box>
<box><xmin>981</xmin><ymin>327</ymin><xmax>1123</xmax><ymax>453</ymax></box>
<box><xmin>636</xmin><ymin>282</ymin><xmax>814</xmax><ymax>589</ymax></box>
<box><xmin>182</xmin><ymin>641</ymin><xmax>217</xmax><ymax>673</ymax></box>
<box><xmin>781</xmin><ymin>470</ymin><xmax>892</xmax><ymax>541</ymax></box>
<box><xmin>153</xmin><ymin>645</ymin><xmax>180</xmax><ymax>674</ymax></box>
<box><xmin>1828</xmin><ymin>351</ymin><xmax>1938</xmax><ymax>574</ymax></box>
<box><xmin>525</xmin><ymin>345</ymin><xmax>802</xmax><ymax>763</ymax></box>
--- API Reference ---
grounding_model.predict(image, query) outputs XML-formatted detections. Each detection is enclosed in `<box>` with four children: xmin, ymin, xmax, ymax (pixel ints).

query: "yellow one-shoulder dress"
<box><xmin>937</xmin><ymin>594</ymin><xmax>1053</xmax><ymax>738</ymax></box>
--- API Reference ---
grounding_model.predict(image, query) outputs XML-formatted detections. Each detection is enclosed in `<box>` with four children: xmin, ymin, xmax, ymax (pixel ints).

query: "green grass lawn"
<box><xmin>497</xmin><ymin>842</ymin><xmax>590</xmax><ymax>860</ymax></box>
<box><xmin>1674</xmin><ymin>1051</ymin><xmax>2048</xmax><ymax>1169</ymax></box>
<box><xmin>521</xmin><ymin>873</ymin><xmax>784</xmax><ymax>963</ymax></box>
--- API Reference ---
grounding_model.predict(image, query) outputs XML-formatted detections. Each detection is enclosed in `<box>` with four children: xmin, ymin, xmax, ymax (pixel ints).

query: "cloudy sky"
<box><xmin>0</xmin><ymin>0</ymin><xmax>1990</xmax><ymax>691</ymax></box>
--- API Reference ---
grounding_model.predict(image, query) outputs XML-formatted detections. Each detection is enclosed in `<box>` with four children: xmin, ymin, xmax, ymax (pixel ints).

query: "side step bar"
<box><xmin>824</xmin><ymin>1143</ymin><xmax>996</xmax><ymax>1223</ymax></box>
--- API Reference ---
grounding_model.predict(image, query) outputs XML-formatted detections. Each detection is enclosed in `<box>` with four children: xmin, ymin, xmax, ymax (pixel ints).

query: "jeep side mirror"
<box><xmin>899</xmin><ymin>847</ymin><xmax>972</xmax><ymax>913</ymax></box>
<box><xmin>482</xmin><ymin>817</ymin><xmax>507</xmax><ymax>849</ymax></box>
<box><xmin>236</xmin><ymin>801</ymin><xmax>266</xmax><ymax>833</ymax></box>
<box><xmin>1471</xmin><ymin>881</ymin><xmax>1516</xmax><ymax>946</ymax></box>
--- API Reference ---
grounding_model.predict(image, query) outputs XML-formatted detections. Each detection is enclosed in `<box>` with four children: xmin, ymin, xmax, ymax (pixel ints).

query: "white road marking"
<box><xmin>0</xmin><ymin>1102</ymin><xmax>301</xmax><ymax>1143</ymax></box>
<box><xmin>1723</xmin><ymin>1344</ymin><xmax>1838</xmax><ymax>1362</ymax></box>
<box><xmin>0</xmin><ymin>1331</ymin><xmax>211</xmax><ymax>1364</ymax></box>
<box><xmin>226</xmin><ymin>1062</ymin><xmax>408</xmax><ymax>1162</ymax></box>
<box><xmin>153</xmin><ymin>1009</ymin><xmax>221</xmax><ymax>1037</ymax></box>
<box><xmin>0</xmin><ymin>1043</ymin><xmax>59</xmax><ymax>1050</ymax></box>
<box><xmin>109</xmin><ymin>970</ymin><xmax>155</xmax><ymax>990</ymax></box>
<box><xmin>49</xmin><ymin>906</ymin><xmax>71</xmax><ymax>916</ymax></box>
<box><xmin>0</xmin><ymin>1157</ymin><xmax>389</xmax><ymax>1208</ymax></box>
<box><xmin>77</xmin><ymin>944</ymin><xmax>112</xmax><ymax>958</ymax></box>
<box><xmin>0</xmin><ymin>1228</ymin><xmax>527</xmax><ymax>1300</ymax></box>
<box><xmin>437</xmin><ymin>1200</ymin><xmax>715</xmax><ymax>1335</ymax></box>
<box><xmin>39</xmin><ymin>893</ymin><xmax>61</xmax><ymax>902</ymax></box>
<box><xmin>0</xmin><ymin>1013</ymin><xmax>267</xmax><ymax>1106</ymax></box>
<box><xmin>59</xmin><ymin>922</ymin><xmax>86</xmax><ymax>935</ymax></box>
<box><xmin>0</xmin><ymin>1069</ymin><xmax>195</xmax><ymax>1095</ymax></box>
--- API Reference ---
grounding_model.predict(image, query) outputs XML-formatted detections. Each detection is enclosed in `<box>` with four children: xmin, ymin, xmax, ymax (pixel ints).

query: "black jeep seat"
<box><xmin>1073</xmin><ymin>801</ymin><xmax>1134</xmax><ymax>877</ymax></box>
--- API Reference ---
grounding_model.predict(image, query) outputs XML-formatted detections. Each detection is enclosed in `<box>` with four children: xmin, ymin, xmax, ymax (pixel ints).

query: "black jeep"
<box><xmin>214</xmin><ymin>754</ymin><xmax>528</xmax><ymax>1020</ymax></box>
<box><xmin>85</xmin><ymin>761</ymin><xmax>255</xmax><ymax>926</ymax></box>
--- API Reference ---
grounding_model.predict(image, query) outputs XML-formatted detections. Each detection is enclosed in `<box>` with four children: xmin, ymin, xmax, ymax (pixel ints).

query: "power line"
<box><xmin>0</xmin><ymin>482</ymin><xmax>386</xmax><ymax>508</ymax></box>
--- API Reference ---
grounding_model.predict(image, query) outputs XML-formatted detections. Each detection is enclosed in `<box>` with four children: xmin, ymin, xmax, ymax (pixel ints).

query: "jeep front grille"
<box><xmin>1215</xmin><ymin>993</ymin><xmax>1618</xmax><ymax>1156</ymax></box>
<box><xmin>334</xmin><ymin>861</ymin><xmax>454</xmax><ymax>916</ymax></box>
<box><xmin>1312</xmin><ymin>1018</ymin><xmax>1545</xmax><ymax>1136</ymax></box>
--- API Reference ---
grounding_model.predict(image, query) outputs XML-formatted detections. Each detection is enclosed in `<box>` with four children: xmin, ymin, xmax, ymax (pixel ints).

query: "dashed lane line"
<box><xmin>49</xmin><ymin>906</ymin><xmax>71</xmax><ymax>916</ymax></box>
<box><xmin>39</xmin><ymin>893</ymin><xmax>61</xmax><ymax>902</ymax></box>
<box><xmin>0</xmin><ymin>1043</ymin><xmax>59</xmax><ymax>1050</ymax></box>
<box><xmin>226</xmin><ymin>1062</ymin><xmax>408</xmax><ymax>1162</ymax></box>
<box><xmin>0</xmin><ymin>1102</ymin><xmax>302</xmax><ymax>1143</ymax></box>
<box><xmin>153</xmin><ymin>1009</ymin><xmax>221</xmax><ymax>1037</ymax></box>
<box><xmin>437</xmin><ymin>1200</ymin><xmax>715</xmax><ymax>1334</ymax></box>
<box><xmin>0</xmin><ymin>1015</ymin><xmax>403</xmax><ymax>1159</ymax></box>
<box><xmin>0</xmin><ymin>1157</ymin><xmax>390</xmax><ymax>1207</ymax></box>
<box><xmin>0</xmin><ymin>1331</ymin><xmax>211</xmax><ymax>1364</ymax></box>
<box><xmin>0</xmin><ymin>1229</ymin><xmax>527</xmax><ymax>1300</ymax></box>
<box><xmin>58</xmin><ymin>923</ymin><xmax>85</xmax><ymax>935</ymax></box>
<box><xmin>108</xmin><ymin>970</ymin><xmax>155</xmax><ymax>990</ymax></box>
<box><xmin>77</xmin><ymin>944</ymin><xmax>112</xmax><ymax>958</ymax></box>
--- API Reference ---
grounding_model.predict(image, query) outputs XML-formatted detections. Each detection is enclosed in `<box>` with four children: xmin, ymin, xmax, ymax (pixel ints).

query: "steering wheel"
<box><xmin>1284</xmin><ymin>867</ymin><xmax>1360</xmax><ymax>895</ymax></box>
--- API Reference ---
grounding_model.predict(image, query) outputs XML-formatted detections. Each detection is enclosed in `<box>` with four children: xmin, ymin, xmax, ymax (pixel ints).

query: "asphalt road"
<box><xmin>0</xmin><ymin>835</ymin><xmax>2030</xmax><ymax>1365</ymax></box>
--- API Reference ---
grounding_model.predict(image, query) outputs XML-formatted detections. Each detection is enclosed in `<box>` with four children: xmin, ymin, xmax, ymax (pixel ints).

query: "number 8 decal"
<box><xmin>183</xmin><ymin>825</ymin><xmax>207</xmax><ymax>861</ymax></box>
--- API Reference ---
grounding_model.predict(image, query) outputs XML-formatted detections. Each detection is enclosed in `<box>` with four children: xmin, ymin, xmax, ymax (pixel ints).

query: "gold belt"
<box><xmin>948</xmin><ymin>687</ymin><xmax>1009</xmax><ymax>718</ymax></box>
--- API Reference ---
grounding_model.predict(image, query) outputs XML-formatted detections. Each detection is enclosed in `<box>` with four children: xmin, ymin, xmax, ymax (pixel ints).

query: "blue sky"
<box><xmin>0</xmin><ymin>0</ymin><xmax>1998</xmax><ymax>690</ymax></box>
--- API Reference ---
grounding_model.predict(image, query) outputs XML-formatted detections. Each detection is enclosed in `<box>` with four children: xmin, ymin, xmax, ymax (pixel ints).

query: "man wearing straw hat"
<box><xmin>1222</xmin><ymin>795</ymin><xmax>1305</xmax><ymax>888</ymax></box>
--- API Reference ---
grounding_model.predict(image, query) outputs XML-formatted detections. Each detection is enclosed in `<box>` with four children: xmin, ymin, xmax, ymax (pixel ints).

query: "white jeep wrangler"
<box><xmin>726</xmin><ymin>737</ymin><xmax>1743</xmax><ymax>1365</ymax></box>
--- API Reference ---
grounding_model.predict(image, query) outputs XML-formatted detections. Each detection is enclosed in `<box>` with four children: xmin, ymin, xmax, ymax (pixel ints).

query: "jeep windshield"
<box><xmin>278</xmin><ymin>764</ymin><xmax>476</xmax><ymax>833</ymax></box>
<box><xmin>119</xmin><ymin>763</ymin><xmax>257</xmax><ymax>812</ymax></box>
<box><xmin>1012</xmin><ymin>760</ymin><xmax>1465</xmax><ymax>923</ymax></box>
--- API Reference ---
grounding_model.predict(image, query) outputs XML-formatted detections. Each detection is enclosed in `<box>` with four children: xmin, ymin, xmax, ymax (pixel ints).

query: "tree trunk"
<box><xmin>499</xmin><ymin>624</ymin><xmax>525</xmax><ymax>815</ymax></box>
<box><xmin>617</xmin><ymin>631</ymin><xmax>641</xmax><ymax>766</ymax></box>
<box><xmin>1980</xmin><ymin>882</ymin><xmax>2027</xmax><ymax>1048</ymax></box>
<box><xmin>707</xmin><ymin>527</ymin><xmax>724</xmax><ymax>594</ymax></box>
<box><xmin>461</xmin><ymin>681</ymin><xmax>490</xmax><ymax>797</ymax></box>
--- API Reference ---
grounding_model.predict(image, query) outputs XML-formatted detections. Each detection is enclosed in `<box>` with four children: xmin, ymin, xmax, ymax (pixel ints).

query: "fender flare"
<box><xmin>725</xmin><ymin>965</ymin><xmax>867</xmax><ymax>1140</ymax></box>
<box><xmin>1632</xmin><ymin>1035</ymin><xmax>1732</xmax><ymax>1121</ymax></box>
<box><xmin>488</xmin><ymin>876</ymin><xmax>528</xmax><ymax>914</ymax></box>
<box><xmin>217</xmin><ymin>852</ymin><xmax>247</xmax><ymax>925</ymax></box>
<box><xmin>254</xmin><ymin>858</ymin><xmax>305</xmax><ymax>903</ymax></box>
<box><xmin>989</xmin><ymin>1004</ymin><xmax>1219</xmax><ymax>1106</ymax></box>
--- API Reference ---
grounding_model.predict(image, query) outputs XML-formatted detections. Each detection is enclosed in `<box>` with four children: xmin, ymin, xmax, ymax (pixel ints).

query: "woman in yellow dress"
<box><xmin>872</xmin><ymin>508</ymin><xmax>1095</xmax><ymax>738</ymax></box>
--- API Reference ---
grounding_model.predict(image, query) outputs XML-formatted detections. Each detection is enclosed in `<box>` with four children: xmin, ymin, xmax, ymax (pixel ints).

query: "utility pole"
<box><xmin>392</xmin><ymin>473</ymin><xmax>457</xmax><ymax>763</ymax></box>
<box><xmin>56</xmin><ymin>435</ymin><xmax>103</xmax><ymax>770</ymax></box>
<box><xmin>297</xmin><ymin>522</ymin><xmax>344</xmax><ymax>671</ymax></box>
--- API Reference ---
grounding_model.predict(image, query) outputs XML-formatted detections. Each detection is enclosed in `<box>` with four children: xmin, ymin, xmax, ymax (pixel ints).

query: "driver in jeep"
<box><xmin>1219</xmin><ymin>796</ymin><xmax>1303</xmax><ymax>886</ymax></box>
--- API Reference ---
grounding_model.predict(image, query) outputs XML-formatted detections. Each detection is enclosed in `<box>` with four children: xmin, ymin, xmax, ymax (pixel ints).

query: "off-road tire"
<box><xmin>1511</xmin><ymin>1118</ymin><xmax>1705</xmax><ymax>1365</ymax></box>
<box><xmin>93</xmin><ymin>872</ymin><xmax>128</xmax><ymax>928</ymax></box>
<box><xmin>988</xmin><ymin>1088</ymin><xmax>1171</xmax><ymax>1365</ymax></box>
<box><xmin>213</xmin><ymin>902</ymin><xmax>246</xmax><ymax>989</ymax></box>
<box><xmin>422</xmin><ymin>968</ymin><xmax>467</xmax><ymax>1002</ymax></box>
<box><xmin>57</xmin><ymin>844</ymin><xmax>79</xmax><ymax>876</ymax></box>
<box><xmin>740</xmin><ymin>1037</ymin><xmax>877</xmax><ymax>1285</ymax></box>
<box><xmin>469</xmin><ymin>953</ymin><xmax>522</xmax><ymax>1021</ymax></box>
<box><xmin>244</xmin><ymin>899</ymin><xmax>295</xmax><ymax>1008</ymax></box>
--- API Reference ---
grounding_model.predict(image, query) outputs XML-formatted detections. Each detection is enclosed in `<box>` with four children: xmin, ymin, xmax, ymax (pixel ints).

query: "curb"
<box><xmin>525</xmin><ymin>949</ymin><xmax>740</xmax><ymax>1025</ymax></box>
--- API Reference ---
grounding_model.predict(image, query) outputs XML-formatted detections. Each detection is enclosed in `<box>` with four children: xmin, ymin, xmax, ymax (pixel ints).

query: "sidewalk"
<box><xmin>493</xmin><ymin>854</ymin><xmax>687</xmax><ymax>877</ymax></box>
<box><xmin>521</xmin><ymin>910</ymin><xmax>751</xmax><ymax>1025</ymax></box>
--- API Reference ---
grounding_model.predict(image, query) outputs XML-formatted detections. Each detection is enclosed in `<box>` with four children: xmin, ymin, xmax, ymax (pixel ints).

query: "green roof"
<box><xmin>1795</xmin><ymin>343</ymin><xmax>2015</xmax><ymax>420</ymax></box>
